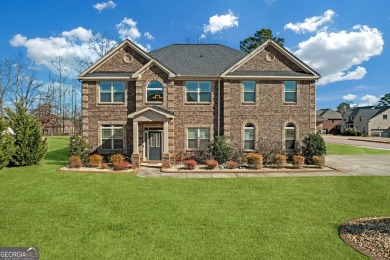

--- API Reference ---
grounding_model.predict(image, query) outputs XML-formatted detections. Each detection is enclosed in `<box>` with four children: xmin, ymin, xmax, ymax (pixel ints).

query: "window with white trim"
<box><xmin>244</xmin><ymin>123</ymin><xmax>255</xmax><ymax>150</ymax></box>
<box><xmin>100</xmin><ymin>82</ymin><xmax>125</xmax><ymax>103</ymax></box>
<box><xmin>243</xmin><ymin>81</ymin><xmax>255</xmax><ymax>102</ymax></box>
<box><xmin>285</xmin><ymin>123</ymin><xmax>296</xmax><ymax>149</ymax></box>
<box><xmin>147</xmin><ymin>81</ymin><xmax>163</xmax><ymax>102</ymax></box>
<box><xmin>101</xmin><ymin>125</ymin><xmax>124</xmax><ymax>150</ymax></box>
<box><xmin>187</xmin><ymin>128</ymin><xmax>210</xmax><ymax>149</ymax></box>
<box><xmin>186</xmin><ymin>81</ymin><xmax>211</xmax><ymax>103</ymax></box>
<box><xmin>284</xmin><ymin>81</ymin><xmax>297</xmax><ymax>103</ymax></box>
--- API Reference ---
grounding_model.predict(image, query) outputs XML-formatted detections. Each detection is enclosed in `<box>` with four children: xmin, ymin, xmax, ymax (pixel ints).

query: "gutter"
<box><xmin>217</xmin><ymin>75</ymin><xmax>221</xmax><ymax>136</ymax></box>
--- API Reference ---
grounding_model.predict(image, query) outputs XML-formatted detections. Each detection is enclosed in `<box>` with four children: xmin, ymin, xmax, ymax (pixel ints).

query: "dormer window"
<box><xmin>147</xmin><ymin>81</ymin><xmax>163</xmax><ymax>102</ymax></box>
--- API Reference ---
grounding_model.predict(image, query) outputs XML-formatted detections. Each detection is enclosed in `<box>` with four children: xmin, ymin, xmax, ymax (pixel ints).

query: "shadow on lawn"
<box><xmin>44</xmin><ymin>147</ymin><xmax>69</xmax><ymax>165</ymax></box>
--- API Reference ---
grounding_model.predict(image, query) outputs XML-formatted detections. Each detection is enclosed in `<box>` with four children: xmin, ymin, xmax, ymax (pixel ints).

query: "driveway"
<box><xmin>323</xmin><ymin>135</ymin><xmax>390</xmax><ymax>150</ymax></box>
<box><xmin>326</xmin><ymin>155</ymin><xmax>390</xmax><ymax>176</ymax></box>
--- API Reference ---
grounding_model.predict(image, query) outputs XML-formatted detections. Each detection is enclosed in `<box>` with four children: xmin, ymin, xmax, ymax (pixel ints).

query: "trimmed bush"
<box><xmin>256</xmin><ymin>139</ymin><xmax>283</xmax><ymax>165</ymax></box>
<box><xmin>69</xmin><ymin>134</ymin><xmax>89</xmax><ymax>164</ymax></box>
<box><xmin>292</xmin><ymin>155</ymin><xmax>305</xmax><ymax>168</ymax></box>
<box><xmin>68</xmin><ymin>156</ymin><xmax>82</xmax><ymax>168</ymax></box>
<box><xmin>246</xmin><ymin>153</ymin><xmax>263</xmax><ymax>169</ymax></box>
<box><xmin>342</xmin><ymin>127</ymin><xmax>361</xmax><ymax>136</ymax></box>
<box><xmin>226</xmin><ymin>160</ymin><xmax>238</xmax><ymax>169</ymax></box>
<box><xmin>110</xmin><ymin>154</ymin><xmax>125</xmax><ymax>164</ymax></box>
<box><xmin>185</xmin><ymin>159</ymin><xmax>197</xmax><ymax>170</ymax></box>
<box><xmin>312</xmin><ymin>156</ymin><xmax>325</xmax><ymax>168</ymax></box>
<box><xmin>0</xmin><ymin>116</ymin><xmax>15</xmax><ymax>170</ymax></box>
<box><xmin>209</xmin><ymin>136</ymin><xmax>232</xmax><ymax>164</ymax></box>
<box><xmin>88</xmin><ymin>154</ymin><xmax>103</xmax><ymax>168</ymax></box>
<box><xmin>302</xmin><ymin>133</ymin><xmax>326</xmax><ymax>164</ymax></box>
<box><xmin>273</xmin><ymin>154</ymin><xmax>286</xmax><ymax>168</ymax></box>
<box><xmin>5</xmin><ymin>100</ymin><xmax>48</xmax><ymax>166</ymax></box>
<box><xmin>113</xmin><ymin>161</ymin><xmax>131</xmax><ymax>171</ymax></box>
<box><xmin>101</xmin><ymin>163</ymin><xmax>109</xmax><ymax>169</ymax></box>
<box><xmin>206</xmin><ymin>159</ymin><xmax>219</xmax><ymax>169</ymax></box>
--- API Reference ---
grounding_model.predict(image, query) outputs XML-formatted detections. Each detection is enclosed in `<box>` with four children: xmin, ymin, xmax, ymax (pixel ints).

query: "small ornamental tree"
<box><xmin>0</xmin><ymin>116</ymin><xmax>15</xmax><ymax>170</ymax></box>
<box><xmin>69</xmin><ymin>134</ymin><xmax>89</xmax><ymax>164</ymax></box>
<box><xmin>302</xmin><ymin>133</ymin><xmax>326</xmax><ymax>164</ymax></box>
<box><xmin>5</xmin><ymin>100</ymin><xmax>48</xmax><ymax>166</ymax></box>
<box><xmin>209</xmin><ymin>136</ymin><xmax>232</xmax><ymax>164</ymax></box>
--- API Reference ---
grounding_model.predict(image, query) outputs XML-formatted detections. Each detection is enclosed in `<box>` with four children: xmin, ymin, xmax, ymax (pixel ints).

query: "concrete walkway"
<box><xmin>137</xmin><ymin>155</ymin><xmax>390</xmax><ymax>178</ymax></box>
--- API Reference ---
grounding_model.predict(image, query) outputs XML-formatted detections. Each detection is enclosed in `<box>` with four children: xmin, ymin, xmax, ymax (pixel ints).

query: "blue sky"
<box><xmin>0</xmin><ymin>0</ymin><xmax>388</xmax><ymax>109</ymax></box>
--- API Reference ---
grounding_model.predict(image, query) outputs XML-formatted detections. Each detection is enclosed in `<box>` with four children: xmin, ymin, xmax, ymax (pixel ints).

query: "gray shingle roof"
<box><xmin>149</xmin><ymin>44</ymin><xmax>245</xmax><ymax>76</ymax></box>
<box><xmin>227</xmin><ymin>70</ymin><xmax>311</xmax><ymax>77</ymax></box>
<box><xmin>316</xmin><ymin>109</ymin><xmax>342</xmax><ymax>119</ymax></box>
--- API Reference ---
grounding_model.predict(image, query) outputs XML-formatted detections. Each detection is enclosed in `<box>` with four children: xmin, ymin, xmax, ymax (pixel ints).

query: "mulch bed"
<box><xmin>58</xmin><ymin>166</ymin><xmax>136</xmax><ymax>174</ymax></box>
<box><xmin>339</xmin><ymin>217</ymin><xmax>390</xmax><ymax>259</ymax></box>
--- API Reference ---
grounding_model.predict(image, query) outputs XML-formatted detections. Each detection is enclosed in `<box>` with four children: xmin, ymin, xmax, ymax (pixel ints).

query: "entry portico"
<box><xmin>128</xmin><ymin>106</ymin><xmax>174</xmax><ymax>168</ymax></box>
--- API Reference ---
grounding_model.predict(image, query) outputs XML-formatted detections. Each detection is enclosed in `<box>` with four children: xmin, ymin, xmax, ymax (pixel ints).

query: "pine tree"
<box><xmin>5</xmin><ymin>100</ymin><xmax>48</xmax><ymax>166</ymax></box>
<box><xmin>0</xmin><ymin>116</ymin><xmax>15</xmax><ymax>170</ymax></box>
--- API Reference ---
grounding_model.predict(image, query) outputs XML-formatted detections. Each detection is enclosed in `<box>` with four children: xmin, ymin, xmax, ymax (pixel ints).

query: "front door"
<box><xmin>148</xmin><ymin>132</ymin><xmax>162</xmax><ymax>160</ymax></box>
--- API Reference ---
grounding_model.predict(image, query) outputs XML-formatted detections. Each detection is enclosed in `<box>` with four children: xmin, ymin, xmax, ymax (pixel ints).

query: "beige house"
<box><xmin>78</xmin><ymin>39</ymin><xmax>320</xmax><ymax>168</ymax></box>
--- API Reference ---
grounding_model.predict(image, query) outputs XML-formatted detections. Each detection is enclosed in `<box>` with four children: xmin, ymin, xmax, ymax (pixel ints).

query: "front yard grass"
<box><xmin>0</xmin><ymin>137</ymin><xmax>389</xmax><ymax>259</ymax></box>
<box><xmin>326</xmin><ymin>142</ymin><xmax>390</xmax><ymax>155</ymax></box>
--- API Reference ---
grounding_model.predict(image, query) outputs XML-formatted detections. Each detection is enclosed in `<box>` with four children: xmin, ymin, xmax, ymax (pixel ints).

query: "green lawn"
<box><xmin>326</xmin><ymin>142</ymin><xmax>390</xmax><ymax>155</ymax></box>
<box><xmin>1</xmin><ymin>137</ymin><xmax>389</xmax><ymax>259</ymax></box>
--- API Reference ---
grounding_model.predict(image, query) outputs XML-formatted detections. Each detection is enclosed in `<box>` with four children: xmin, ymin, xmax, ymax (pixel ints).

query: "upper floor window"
<box><xmin>244</xmin><ymin>123</ymin><xmax>255</xmax><ymax>150</ymax></box>
<box><xmin>101</xmin><ymin>125</ymin><xmax>124</xmax><ymax>150</ymax></box>
<box><xmin>187</xmin><ymin>128</ymin><xmax>210</xmax><ymax>149</ymax></box>
<box><xmin>186</xmin><ymin>81</ymin><xmax>211</xmax><ymax>103</ymax></box>
<box><xmin>100</xmin><ymin>81</ymin><xmax>125</xmax><ymax>103</ymax></box>
<box><xmin>147</xmin><ymin>81</ymin><xmax>163</xmax><ymax>102</ymax></box>
<box><xmin>285</xmin><ymin>123</ymin><xmax>296</xmax><ymax>150</ymax></box>
<box><xmin>243</xmin><ymin>81</ymin><xmax>255</xmax><ymax>102</ymax></box>
<box><xmin>284</xmin><ymin>81</ymin><xmax>297</xmax><ymax>103</ymax></box>
<box><xmin>383</xmin><ymin>115</ymin><xmax>388</xmax><ymax>120</ymax></box>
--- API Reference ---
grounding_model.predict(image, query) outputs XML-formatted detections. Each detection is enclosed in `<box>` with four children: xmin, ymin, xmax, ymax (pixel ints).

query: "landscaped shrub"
<box><xmin>101</xmin><ymin>163</ymin><xmax>109</xmax><ymax>169</ymax></box>
<box><xmin>273</xmin><ymin>154</ymin><xmax>286</xmax><ymax>168</ymax></box>
<box><xmin>88</xmin><ymin>154</ymin><xmax>103</xmax><ymax>168</ymax></box>
<box><xmin>302</xmin><ymin>133</ymin><xmax>326</xmax><ymax>164</ymax></box>
<box><xmin>256</xmin><ymin>139</ymin><xmax>283</xmax><ymax>165</ymax></box>
<box><xmin>109</xmin><ymin>154</ymin><xmax>125</xmax><ymax>164</ymax></box>
<box><xmin>361</xmin><ymin>133</ymin><xmax>368</xmax><ymax>137</ymax></box>
<box><xmin>0</xmin><ymin>116</ymin><xmax>15</xmax><ymax>170</ymax></box>
<box><xmin>5</xmin><ymin>100</ymin><xmax>48</xmax><ymax>166</ymax></box>
<box><xmin>312</xmin><ymin>156</ymin><xmax>325</xmax><ymax>168</ymax></box>
<box><xmin>68</xmin><ymin>155</ymin><xmax>82</xmax><ymax>168</ymax></box>
<box><xmin>113</xmin><ymin>161</ymin><xmax>131</xmax><ymax>171</ymax></box>
<box><xmin>226</xmin><ymin>160</ymin><xmax>238</xmax><ymax>169</ymax></box>
<box><xmin>69</xmin><ymin>134</ymin><xmax>89</xmax><ymax>164</ymax></box>
<box><xmin>342</xmin><ymin>127</ymin><xmax>361</xmax><ymax>136</ymax></box>
<box><xmin>230</xmin><ymin>149</ymin><xmax>245</xmax><ymax>164</ymax></box>
<box><xmin>206</xmin><ymin>159</ymin><xmax>219</xmax><ymax>169</ymax></box>
<box><xmin>245</xmin><ymin>153</ymin><xmax>263</xmax><ymax>169</ymax></box>
<box><xmin>185</xmin><ymin>159</ymin><xmax>197</xmax><ymax>170</ymax></box>
<box><xmin>209</xmin><ymin>136</ymin><xmax>232</xmax><ymax>164</ymax></box>
<box><xmin>292</xmin><ymin>155</ymin><xmax>305</xmax><ymax>168</ymax></box>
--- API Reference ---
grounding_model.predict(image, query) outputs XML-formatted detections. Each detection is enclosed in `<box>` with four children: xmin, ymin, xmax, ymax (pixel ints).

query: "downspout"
<box><xmin>217</xmin><ymin>75</ymin><xmax>221</xmax><ymax>136</ymax></box>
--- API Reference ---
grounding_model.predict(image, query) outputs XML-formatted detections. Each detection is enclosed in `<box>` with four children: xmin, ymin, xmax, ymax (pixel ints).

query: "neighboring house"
<box><xmin>78</xmin><ymin>39</ymin><xmax>320</xmax><ymax>168</ymax></box>
<box><xmin>342</xmin><ymin>106</ymin><xmax>390</xmax><ymax>137</ymax></box>
<box><xmin>316</xmin><ymin>109</ymin><xmax>342</xmax><ymax>134</ymax></box>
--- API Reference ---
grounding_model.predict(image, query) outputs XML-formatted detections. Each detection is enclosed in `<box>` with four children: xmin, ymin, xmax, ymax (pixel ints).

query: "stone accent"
<box><xmin>95</xmin><ymin>46</ymin><xmax>148</xmax><ymax>72</ymax></box>
<box><xmin>162</xmin><ymin>153</ymin><xmax>170</xmax><ymax>168</ymax></box>
<box><xmin>131</xmin><ymin>153</ymin><xmax>140</xmax><ymax>169</ymax></box>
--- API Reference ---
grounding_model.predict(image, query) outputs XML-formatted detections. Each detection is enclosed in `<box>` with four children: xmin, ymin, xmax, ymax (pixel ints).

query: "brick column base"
<box><xmin>131</xmin><ymin>153</ymin><xmax>140</xmax><ymax>169</ymax></box>
<box><xmin>162</xmin><ymin>153</ymin><xmax>171</xmax><ymax>169</ymax></box>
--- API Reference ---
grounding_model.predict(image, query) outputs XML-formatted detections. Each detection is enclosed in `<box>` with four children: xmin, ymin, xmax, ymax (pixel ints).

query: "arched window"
<box><xmin>285</xmin><ymin>123</ymin><xmax>296</xmax><ymax>149</ymax></box>
<box><xmin>147</xmin><ymin>81</ymin><xmax>163</xmax><ymax>102</ymax></box>
<box><xmin>244</xmin><ymin>123</ymin><xmax>255</xmax><ymax>150</ymax></box>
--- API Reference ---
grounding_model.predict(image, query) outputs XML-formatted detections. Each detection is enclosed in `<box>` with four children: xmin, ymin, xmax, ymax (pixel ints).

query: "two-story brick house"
<box><xmin>78</xmin><ymin>39</ymin><xmax>320</xmax><ymax>168</ymax></box>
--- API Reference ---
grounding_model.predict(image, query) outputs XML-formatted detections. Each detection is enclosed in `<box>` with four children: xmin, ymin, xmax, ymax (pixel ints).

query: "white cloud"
<box><xmin>343</xmin><ymin>94</ymin><xmax>357</xmax><ymax>101</ymax></box>
<box><xmin>294</xmin><ymin>25</ymin><xmax>383</xmax><ymax>85</ymax></box>
<box><xmin>284</xmin><ymin>10</ymin><xmax>335</xmax><ymax>34</ymax></box>
<box><xmin>62</xmin><ymin>27</ymin><xmax>93</xmax><ymax>41</ymax></box>
<box><xmin>10</xmin><ymin>34</ymin><xmax>27</xmax><ymax>46</ymax></box>
<box><xmin>200</xmin><ymin>34</ymin><xmax>206</xmax><ymax>39</ymax></box>
<box><xmin>203</xmin><ymin>10</ymin><xmax>238</xmax><ymax>34</ymax></box>
<box><xmin>144</xmin><ymin>32</ymin><xmax>154</xmax><ymax>40</ymax></box>
<box><xmin>116</xmin><ymin>17</ymin><xmax>141</xmax><ymax>41</ymax></box>
<box><xmin>264</xmin><ymin>0</ymin><xmax>277</xmax><ymax>6</ymax></box>
<box><xmin>360</xmin><ymin>94</ymin><xmax>379</xmax><ymax>106</ymax></box>
<box><xmin>93</xmin><ymin>0</ymin><xmax>116</xmax><ymax>12</ymax></box>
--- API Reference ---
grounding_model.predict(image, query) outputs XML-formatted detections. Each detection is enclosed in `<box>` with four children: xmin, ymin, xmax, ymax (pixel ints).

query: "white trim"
<box><xmin>132</xmin><ymin>59</ymin><xmax>175</xmax><ymax>79</ymax></box>
<box><xmin>222</xmin><ymin>75</ymin><xmax>319</xmax><ymax>80</ymax></box>
<box><xmin>128</xmin><ymin>106</ymin><xmax>174</xmax><ymax>119</ymax></box>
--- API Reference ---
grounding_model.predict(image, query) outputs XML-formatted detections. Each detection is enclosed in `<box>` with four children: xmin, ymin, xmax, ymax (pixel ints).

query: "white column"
<box><xmin>163</xmin><ymin>120</ymin><xmax>169</xmax><ymax>153</ymax></box>
<box><xmin>133</xmin><ymin>121</ymin><xmax>139</xmax><ymax>154</ymax></box>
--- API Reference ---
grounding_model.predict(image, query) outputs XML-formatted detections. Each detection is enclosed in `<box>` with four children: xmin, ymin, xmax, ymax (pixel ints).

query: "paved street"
<box><xmin>323</xmin><ymin>135</ymin><xmax>390</xmax><ymax>150</ymax></box>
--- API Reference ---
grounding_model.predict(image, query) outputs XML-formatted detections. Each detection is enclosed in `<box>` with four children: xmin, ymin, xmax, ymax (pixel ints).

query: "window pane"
<box><xmin>285</xmin><ymin>129</ymin><xmax>295</xmax><ymax>140</ymax></box>
<box><xmin>286</xmin><ymin>140</ymin><xmax>295</xmax><ymax>150</ymax></box>
<box><xmin>147</xmin><ymin>90</ymin><xmax>163</xmax><ymax>102</ymax></box>
<box><xmin>113</xmin><ymin>82</ymin><xmax>125</xmax><ymax>92</ymax></box>
<box><xmin>244</xmin><ymin>92</ymin><xmax>255</xmax><ymax>102</ymax></box>
<box><xmin>199</xmin><ymin>92</ymin><xmax>211</xmax><ymax>102</ymax></box>
<box><xmin>102</xmin><ymin>139</ymin><xmax>112</xmax><ymax>150</ymax></box>
<box><xmin>113</xmin><ymin>128</ymin><xmax>123</xmax><ymax>138</ymax></box>
<box><xmin>199</xmin><ymin>129</ymin><xmax>209</xmax><ymax>139</ymax></box>
<box><xmin>100</xmin><ymin>82</ymin><xmax>111</xmax><ymax>92</ymax></box>
<box><xmin>114</xmin><ymin>93</ymin><xmax>125</xmax><ymax>102</ymax></box>
<box><xmin>113</xmin><ymin>139</ymin><xmax>123</xmax><ymax>149</ymax></box>
<box><xmin>285</xmin><ymin>93</ymin><xmax>296</xmax><ymax>102</ymax></box>
<box><xmin>244</xmin><ymin>140</ymin><xmax>254</xmax><ymax>150</ymax></box>
<box><xmin>186</xmin><ymin>81</ymin><xmax>198</xmax><ymax>91</ymax></box>
<box><xmin>284</xmin><ymin>81</ymin><xmax>296</xmax><ymax>91</ymax></box>
<box><xmin>244</xmin><ymin>81</ymin><xmax>255</xmax><ymax>92</ymax></box>
<box><xmin>188</xmin><ymin>139</ymin><xmax>197</xmax><ymax>149</ymax></box>
<box><xmin>245</xmin><ymin>129</ymin><xmax>254</xmax><ymax>140</ymax></box>
<box><xmin>102</xmin><ymin>129</ymin><xmax>112</xmax><ymax>139</ymax></box>
<box><xmin>199</xmin><ymin>81</ymin><xmax>211</xmax><ymax>92</ymax></box>
<box><xmin>156</xmin><ymin>133</ymin><xmax>161</xmax><ymax>147</ymax></box>
<box><xmin>100</xmin><ymin>93</ymin><xmax>111</xmax><ymax>102</ymax></box>
<box><xmin>188</xmin><ymin>129</ymin><xmax>197</xmax><ymax>139</ymax></box>
<box><xmin>187</xmin><ymin>92</ymin><xmax>198</xmax><ymax>102</ymax></box>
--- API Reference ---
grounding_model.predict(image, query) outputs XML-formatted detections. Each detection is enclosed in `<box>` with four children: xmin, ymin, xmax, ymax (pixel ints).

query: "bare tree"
<box><xmin>0</xmin><ymin>58</ymin><xmax>13</xmax><ymax>114</ymax></box>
